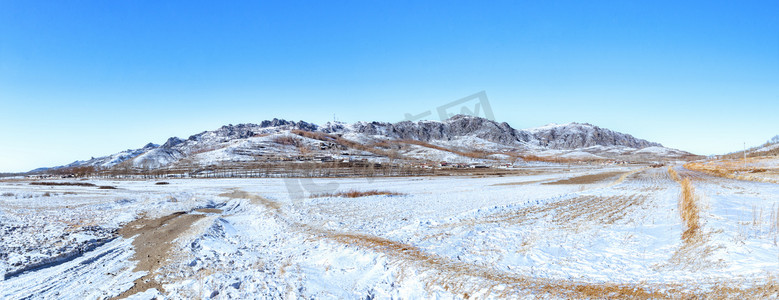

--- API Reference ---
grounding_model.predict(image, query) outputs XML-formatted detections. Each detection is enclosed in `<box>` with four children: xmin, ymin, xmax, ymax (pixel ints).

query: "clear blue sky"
<box><xmin>1</xmin><ymin>1</ymin><xmax>777</xmax><ymax>172</ymax></box>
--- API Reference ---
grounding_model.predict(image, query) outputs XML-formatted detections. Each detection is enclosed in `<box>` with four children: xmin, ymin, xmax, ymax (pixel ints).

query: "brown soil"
<box><xmin>543</xmin><ymin>171</ymin><xmax>624</xmax><ymax>185</ymax></box>
<box><xmin>194</xmin><ymin>208</ymin><xmax>223</xmax><ymax>214</ymax></box>
<box><xmin>114</xmin><ymin>212</ymin><xmax>206</xmax><ymax>299</ymax></box>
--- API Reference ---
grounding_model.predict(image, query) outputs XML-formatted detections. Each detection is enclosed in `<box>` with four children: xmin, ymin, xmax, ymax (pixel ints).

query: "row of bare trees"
<box><xmin>40</xmin><ymin>161</ymin><xmax>436</xmax><ymax>179</ymax></box>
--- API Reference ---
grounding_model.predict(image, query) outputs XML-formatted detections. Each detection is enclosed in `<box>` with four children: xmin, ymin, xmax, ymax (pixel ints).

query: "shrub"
<box><xmin>155</xmin><ymin>181</ymin><xmax>170</xmax><ymax>185</ymax></box>
<box><xmin>273</xmin><ymin>135</ymin><xmax>301</xmax><ymax>146</ymax></box>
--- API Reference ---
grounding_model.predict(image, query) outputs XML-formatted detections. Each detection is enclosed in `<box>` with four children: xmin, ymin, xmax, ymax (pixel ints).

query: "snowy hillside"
<box><xmin>36</xmin><ymin>116</ymin><xmax>696</xmax><ymax>174</ymax></box>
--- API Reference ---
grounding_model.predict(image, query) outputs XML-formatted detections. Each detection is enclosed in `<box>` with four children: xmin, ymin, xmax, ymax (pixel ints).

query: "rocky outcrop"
<box><xmin>340</xmin><ymin>115</ymin><xmax>535</xmax><ymax>145</ymax></box>
<box><xmin>259</xmin><ymin>118</ymin><xmax>318</xmax><ymax>131</ymax></box>
<box><xmin>530</xmin><ymin>123</ymin><xmax>661</xmax><ymax>149</ymax></box>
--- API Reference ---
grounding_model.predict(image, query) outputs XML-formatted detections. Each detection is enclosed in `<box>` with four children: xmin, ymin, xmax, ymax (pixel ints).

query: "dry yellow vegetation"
<box><xmin>668</xmin><ymin>167</ymin><xmax>700</xmax><ymax>241</ymax></box>
<box><xmin>685</xmin><ymin>159</ymin><xmax>779</xmax><ymax>184</ymax></box>
<box><xmin>679</xmin><ymin>178</ymin><xmax>700</xmax><ymax>240</ymax></box>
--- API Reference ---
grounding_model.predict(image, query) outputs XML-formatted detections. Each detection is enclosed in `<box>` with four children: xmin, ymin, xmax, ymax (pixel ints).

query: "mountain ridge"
<box><xmin>32</xmin><ymin>115</ymin><xmax>693</xmax><ymax>174</ymax></box>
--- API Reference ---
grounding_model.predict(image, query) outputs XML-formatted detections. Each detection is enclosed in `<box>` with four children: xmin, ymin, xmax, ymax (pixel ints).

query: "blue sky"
<box><xmin>1</xmin><ymin>1</ymin><xmax>777</xmax><ymax>172</ymax></box>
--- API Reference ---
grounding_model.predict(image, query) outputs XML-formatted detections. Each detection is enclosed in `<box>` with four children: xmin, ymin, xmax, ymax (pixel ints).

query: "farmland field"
<box><xmin>1</xmin><ymin>164</ymin><xmax>777</xmax><ymax>298</ymax></box>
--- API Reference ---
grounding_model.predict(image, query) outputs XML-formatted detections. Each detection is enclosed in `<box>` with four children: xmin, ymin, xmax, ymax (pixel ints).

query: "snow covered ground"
<box><xmin>1</xmin><ymin>165</ymin><xmax>777</xmax><ymax>298</ymax></box>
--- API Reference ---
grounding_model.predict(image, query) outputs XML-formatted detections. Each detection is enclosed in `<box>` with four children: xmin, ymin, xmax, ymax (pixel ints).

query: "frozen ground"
<box><xmin>1</xmin><ymin>164</ymin><xmax>777</xmax><ymax>299</ymax></box>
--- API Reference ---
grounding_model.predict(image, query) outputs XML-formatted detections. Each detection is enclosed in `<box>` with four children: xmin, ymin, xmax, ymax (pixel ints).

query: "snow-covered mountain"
<box><xmin>333</xmin><ymin>115</ymin><xmax>537</xmax><ymax>146</ymax></box>
<box><xmin>528</xmin><ymin>122</ymin><xmax>661</xmax><ymax>149</ymax></box>
<box><xmin>37</xmin><ymin>115</ymin><xmax>696</xmax><ymax>173</ymax></box>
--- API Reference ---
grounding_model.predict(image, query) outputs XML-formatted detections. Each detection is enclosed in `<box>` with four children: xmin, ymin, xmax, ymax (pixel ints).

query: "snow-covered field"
<box><xmin>1</xmin><ymin>165</ymin><xmax>777</xmax><ymax>299</ymax></box>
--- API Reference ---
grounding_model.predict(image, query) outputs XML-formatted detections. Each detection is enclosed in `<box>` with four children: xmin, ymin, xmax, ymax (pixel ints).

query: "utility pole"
<box><xmin>744</xmin><ymin>142</ymin><xmax>747</xmax><ymax>168</ymax></box>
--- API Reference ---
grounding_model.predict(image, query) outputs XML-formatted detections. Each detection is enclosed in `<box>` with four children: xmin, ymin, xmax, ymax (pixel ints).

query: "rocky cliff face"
<box><xmin>331</xmin><ymin>115</ymin><xmax>659</xmax><ymax>150</ymax></box>
<box><xmin>334</xmin><ymin>115</ymin><xmax>536</xmax><ymax>145</ymax></box>
<box><xmin>529</xmin><ymin>123</ymin><xmax>661</xmax><ymax>150</ymax></box>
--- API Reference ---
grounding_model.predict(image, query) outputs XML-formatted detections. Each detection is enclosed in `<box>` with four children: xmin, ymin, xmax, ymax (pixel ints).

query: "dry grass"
<box><xmin>291</xmin><ymin>130</ymin><xmax>402</xmax><ymax>159</ymax></box>
<box><xmin>427</xmin><ymin>193</ymin><xmax>648</xmax><ymax>241</ymax></box>
<box><xmin>722</xmin><ymin>142</ymin><xmax>779</xmax><ymax>159</ymax></box>
<box><xmin>607</xmin><ymin>167</ymin><xmax>649</xmax><ymax>188</ymax></box>
<box><xmin>668</xmin><ymin>166</ymin><xmax>680</xmax><ymax>182</ymax></box>
<box><xmin>217</xmin><ymin>189</ymin><xmax>776</xmax><ymax>298</ymax></box>
<box><xmin>753</xmin><ymin>205</ymin><xmax>764</xmax><ymax>228</ymax></box>
<box><xmin>395</xmin><ymin>140</ymin><xmax>490</xmax><ymax>159</ymax></box>
<box><xmin>669</xmin><ymin>166</ymin><xmax>700</xmax><ymax>239</ymax></box>
<box><xmin>707</xmin><ymin>277</ymin><xmax>779</xmax><ymax>299</ymax></box>
<box><xmin>322</xmin><ymin>230</ymin><xmax>664</xmax><ymax>299</ymax></box>
<box><xmin>155</xmin><ymin>181</ymin><xmax>170</xmax><ymax>185</ymax></box>
<box><xmin>772</xmin><ymin>204</ymin><xmax>779</xmax><ymax>234</ymax></box>
<box><xmin>543</xmin><ymin>171</ymin><xmax>624</xmax><ymax>185</ymax></box>
<box><xmin>309</xmin><ymin>190</ymin><xmax>405</xmax><ymax>198</ymax></box>
<box><xmin>272</xmin><ymin>135</ymin><xmax>301</xmax><ymax>146</ymax></box>
<box><xmin>685</xmin><ymin>159</ymin><xmax>779</xmax><ymax>184</ymax></box>
<box><xmin>2</xmin><ymin>192</ymin><xmax>15</xmax><ymax>197</ymax></box>
<box><xmin>679</xmin><ymin>178</ymin><xmax>700</xmax><ymax>240</ymax></box>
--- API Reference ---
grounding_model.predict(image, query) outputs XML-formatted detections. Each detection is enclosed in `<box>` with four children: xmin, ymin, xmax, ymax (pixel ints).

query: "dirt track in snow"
<box><xmin>3</xmin><ymin>165</ymin><xmax>778</xmax><ymax>298</ymax></box>
<box><xmin>114</xmin><ymin>211</ymin><xmax>206</xmax><ymax>298</ymax></box>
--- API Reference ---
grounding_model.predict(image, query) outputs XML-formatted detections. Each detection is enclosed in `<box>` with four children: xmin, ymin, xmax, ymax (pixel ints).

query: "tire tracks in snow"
<box><xmin>2</xmin><ymin>238</ymin><xmax>140</xmax><ymax>299</ymax></box>
<box><xmin>220</xmin><ymin>188</ymin><xmax>674</xmax><ymax>299</ymax></box>
<box><xmin>113</xmin><ymin>210</ymin><xmax>214</xmax><ymax>298</ymax></box>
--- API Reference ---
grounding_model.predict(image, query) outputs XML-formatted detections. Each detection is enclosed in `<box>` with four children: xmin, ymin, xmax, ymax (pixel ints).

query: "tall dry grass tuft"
<box><xmin>670</xmin><ymin>166</ymin><xmax>701</xmax><ymax>239</ymax></box>
<box><xmin>753</xmin><ymin>205</ymin><xmax>763</xmax><ymax>228</ymax></box>
<box><xmin>771</xmin><ymin>203</ymin><xmax>779</xmax><ymax>235</ymax></box>
<box><xmin>679</xmin><ymin>178</ymin><xmax>700</xmax><ymax>239</ymax></box>
<box><xmin>668</xmin><ymin>166</ymin><xmax>680</xmax><ymax>182</ymax></box>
